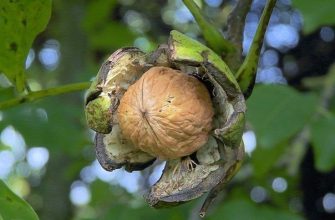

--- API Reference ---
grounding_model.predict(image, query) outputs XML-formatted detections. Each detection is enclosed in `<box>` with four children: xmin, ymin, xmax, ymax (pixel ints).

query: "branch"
<box><xmin>225</xmin><ymin>0</ymin><xmax>253</xmax><ymax>72</ymax></box>
<box><xmin>182</xmin><ymin>0</ymin><xmax>235</xmax><ymax>55</ymax></box>
<box><xmin>0</xmin><ymin>82</ymin><xmax>90</xmax><ymax>110</ymax></box>
<box><xmin>236</xmin><ymin>0</ymin><xmax>277</xmax><ymax>98</ymax></box>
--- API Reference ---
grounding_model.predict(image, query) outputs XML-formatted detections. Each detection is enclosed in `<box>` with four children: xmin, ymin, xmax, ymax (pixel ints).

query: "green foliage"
<box><xmin>292</xmin><ymin>0</ymin><xmax>335</xmax><ymax>34</ymax></box>
<box><xmin>247</xmin><ymin>85</ymin><xmax>317</xmax><ymax>148</ymax></box>
<box><xmin>311</xmin><ymin>116</ymin><xmax>335</xmax><ymax>172</ymax></box>
<box><xmin>209</xmin><ymin>199</ymin><xmax>303</xmax><ymax>220</ymax></box>
<box><xmin>0</xmin><ymin>87</ymin><xmax>15</xmax><ymax>102</ymax></box>
<box><xmin>251</xmin><ymin>141</ymin><xmax>288</xmax><ymax>178</ymax></box>
<box><xmin>87</xmin><ymin>23</ymin><xmax>136</xmax><ymax>50</ymax></box>
<box><xmin>0</xmin><ymin>180</ymin><xmax>39</xmax><ymax>220</ymax></box>
<box><xmin>0</xmin><ymin>0</ymin><xmax>51</xmax><ymax>92</ymax></box>
<box><xmin>75</xmin><ymin>180</ymin><xmax>192</xmax><ymax>220</ymax></box>
<box><xmin>83</xmin><ymin>0</ymin><xmax>136</xmax><ymax>50</ymax></box>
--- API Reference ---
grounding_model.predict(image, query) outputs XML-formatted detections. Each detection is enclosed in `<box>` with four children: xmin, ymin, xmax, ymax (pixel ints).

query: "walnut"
<box><xmin>117</xmin><ymin>66</ymin><xmax>214</xmax><ymax>159</ymax></box>
<box><xmin>85</xmin><ymin>31</ymin><xmax>247</xmax><ymax>217</ymax></box>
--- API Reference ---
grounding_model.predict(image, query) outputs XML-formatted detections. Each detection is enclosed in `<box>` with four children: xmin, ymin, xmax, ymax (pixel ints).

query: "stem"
<box><xmin>226</xmin><ymin>0</ymin><xmax>253</xmax><ymax>72</ymax></box>
<box><xmin>236</xmin><ymin>0</ymin><xmax>277</xmax><ymax>98</ymax></box>
<box><xmin>182</xmin><ymin>0</ymin><xmax>235</xmax><ymax>55</ymax></box>
<box><xmin>0</xmin><ymin>82</ymin><xmax>90</xmax><ymax>110</ymax></box>
<box><xmin>199</xmin><ymin>187</ymin><xmax>222</xmax><ymax>218</ymax></box>
<box><xmin>287</xmin><ymin>127</ymin><xmax>310</xmax><ymax>175</ymax></box>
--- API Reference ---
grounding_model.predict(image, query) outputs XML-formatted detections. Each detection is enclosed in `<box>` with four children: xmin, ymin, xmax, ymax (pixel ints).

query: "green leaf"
<box><xmin>87</xmin><ymin>23</ymin><xmax>136</xmax><ymax>50</ymax></box>
<box><xmin>0</xmin><ymin>87</ymin><xmax>15</xmax><ymax>102</ymax></box>
<box><xmin>0</xmin><ymin>0</ymin><xmax>51</xmax><ymax>92</ymax></box>
<box><xmin>247</xmin><ymin>85</ymin><xmax>317</xmax><ymax>148</ymax></box>
<box><xmin>292</xmin><ymin>0</ymin><xmax>335</xmax><ymax>34</ymax></box>
<box><xmin>88</xmin><ymin>180</ymin><xmax>191</xmax><ymax>220</ymax></box>
<box><xmin>182</xmin><ymin>0</ymin><xmax>234</xmax><ymax>55</ymax></box>
<box><xmin>311</xmin><ymin>115</ymin><xmax>335</xmax><ymax>172</ymax></box>
<box><xmin>82</xmin><ymin>0</ymin><xmax>118</xmax><ymax>30</ymax></box>
<box><xmin>82</xmin><ymin>0</ymin><xmax>136</xmax><ymax>50</ymax></box>
<box><xmin>252</xmin><ymin>141</ymin><xmax>287</xmax><ymax>178</ymax></box>
<box><xmin>0</xmin><ymin>180</ymin><xmax>39</xmax><ymax>220</ymax></box>
<box><xmin>209</xmin><ymin>199</ymin><xmax>303</xmax><ymax>220</ymax></box>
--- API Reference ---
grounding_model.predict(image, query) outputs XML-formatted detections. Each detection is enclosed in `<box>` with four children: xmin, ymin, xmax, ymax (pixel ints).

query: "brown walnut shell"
<box><xmin>117</xmin><ymin>66</ymin><xmax>214</xmax><ymax>160</ymax></box>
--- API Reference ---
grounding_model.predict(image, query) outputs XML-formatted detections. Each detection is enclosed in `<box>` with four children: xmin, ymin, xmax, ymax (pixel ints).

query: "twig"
<box><xmin>225</xmin><ymin>0</ymin><xmax>253</xmax><ymax>72</ymax></box>
<box><xmin>182</xmin><ymin>0</ymin><xmax>235</xmax><ymax>55</ymax></box>
<box><xmin>199</xmin><ymin>187</ymin><xmax>223</xmax><ymax>218</ymax></box>
<box><xmin>236</xmin><ymin>0</ymin><xmax>277</xmax><ymax>98</ymax></box>
<box><xmin>0</xmin><ymin>82</ymin><xmax>90</xmax><ymax>110</ymax></box>
<box><xmin>320</xmin><ymin>66</ymin><xmax>335</xmax><ymax>109</ymax></box>
<box><xmin>287</xmin><ymin>127</ymin><xmax>310</xmax><ymax>175</ymax></box>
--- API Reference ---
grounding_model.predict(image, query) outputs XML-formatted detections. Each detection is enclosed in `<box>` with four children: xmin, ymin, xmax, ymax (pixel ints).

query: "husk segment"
<box><xmin>85</xmin><ymin>48</ymin><xmax>156</xmax><ymax>172</ymax></box>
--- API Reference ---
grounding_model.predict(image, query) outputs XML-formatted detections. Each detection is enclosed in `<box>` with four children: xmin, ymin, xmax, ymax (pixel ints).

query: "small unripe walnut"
<box><xmin>117</xmin><ymin>66</ymin><xmax>214</xmax><ymax>159</ymax></box>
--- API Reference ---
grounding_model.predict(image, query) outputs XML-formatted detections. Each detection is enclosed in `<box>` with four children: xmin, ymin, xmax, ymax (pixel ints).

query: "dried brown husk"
<box><xmin>86</xmin><ymin>47</ymin><xmax>156</xmax><ymax>171</ymax></box>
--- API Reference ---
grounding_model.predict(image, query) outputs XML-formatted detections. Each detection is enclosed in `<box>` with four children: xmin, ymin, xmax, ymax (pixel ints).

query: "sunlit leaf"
<box><xmin>292</xmin><ymin>0</ymin><xmax>335</xmax><ymax>34</ymax></box>
<box><xmin>0</xmin><ymin>180</ymin><xmax>39</xmax><ymax>220</ymax></box>
<box><xmin>0</xmin><ymin>0</ymin><xmax>51</xmax><ymax>92</ymax></box>
<box><xmin>311</xmin><ymin>116</ymin><xmax>335</xmax><ymax>172</ymax></box>
<box><xmin>247</xmin><ymin>85</ymin><xmax>317</xmax><ymax>148</ymax></box>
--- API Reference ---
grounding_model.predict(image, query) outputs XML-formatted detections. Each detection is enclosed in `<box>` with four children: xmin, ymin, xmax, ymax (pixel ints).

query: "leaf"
<box><xmin>0</xmin><ymin>0</ymin><xmax>51</xmax><ymax>92</ymax></box>
<box><xmin>182</xmin><ymin>0</ymin><xmax>234</xmax><ymax>55</ymax></box>
<box><xmin>0</xmin><ymin>180</ymin><xmax>39</xmax><ymax>220</ymax></box>
<box><xmin>292</xmin><ymin>0</ymin><xmax>335</xmax><ymax>34</ymax></box>
<box><xmin>0</xmin><ymin>87</ymin><xmax>15</xmax><ymax>102</ymax></box>
<box><xmin>89</xmin><ymin>180</ymin><xmax>191</xmax><ymax>220</ymax></box>
<box><xmin>82</xmin><ymin>0</ymin><xmax>118</xmax><ymax>30</ymax></box>
<box><xmin>209</xmin><ymin>199</ymin><xmax>303</xmax><ymax>220</ymax></box>
<box><xmin>247</xmin><ymin>85</ymin><xmax>317</xmax><ymax>148</ymax></box>
<box><xmin>88</xmin><ymin>23</ymin><xmax>136</xmax><ymax>50</ymax></box>
<box><xmin>252</xmin><ymin>141</ymin><xmax>287</xmax><ymax>178</ymax></box>
<box><xmin>82</xmin><ymin>0</ymin><xmax>136</xmax><ymax>50</ymax></box>
<box><xmin>310</xmin><ymin>115</ymin><xmax>335</xmax><ymax>172</ymax></box>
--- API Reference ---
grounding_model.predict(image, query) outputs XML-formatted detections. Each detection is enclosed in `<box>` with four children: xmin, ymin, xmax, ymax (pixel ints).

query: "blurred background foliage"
<box><xmin>0</xmin><ymin>0</ymin><xmax>335</xmax><ymax>219</ymax></box>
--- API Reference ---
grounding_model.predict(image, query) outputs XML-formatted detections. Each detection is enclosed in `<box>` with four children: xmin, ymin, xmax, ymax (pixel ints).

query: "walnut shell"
<box><xmin>117</xmin><ymin>66</ymin><xmax>214</xmax><ymax>159</ymax></box>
